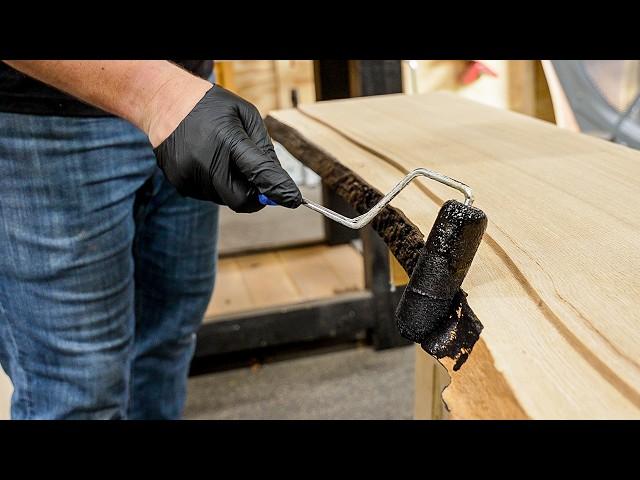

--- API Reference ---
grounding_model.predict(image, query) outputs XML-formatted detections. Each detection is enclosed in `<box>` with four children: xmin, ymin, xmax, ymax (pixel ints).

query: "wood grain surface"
<box><xmin>266</xmin><ymin>92</ymin><xmax>640</xmax><ymax>419</ymax></box>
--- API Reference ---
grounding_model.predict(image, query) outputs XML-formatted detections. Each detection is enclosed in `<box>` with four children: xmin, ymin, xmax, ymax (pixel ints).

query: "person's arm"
<box><xmin>2</xmin><ymin>60</ymin><xmax>302</xmax><ymax>212</ymax></box>
<box><xmin>3</xmin><ymin>60</ymin><xmax>209</xmax><ymax>147</ymax></box>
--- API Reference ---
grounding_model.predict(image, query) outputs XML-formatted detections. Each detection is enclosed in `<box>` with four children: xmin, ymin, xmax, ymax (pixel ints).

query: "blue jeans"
<box><xmin>0</xmin><ymin>112</ymin><xmax>219</xmax><ymax>419</ymax></box>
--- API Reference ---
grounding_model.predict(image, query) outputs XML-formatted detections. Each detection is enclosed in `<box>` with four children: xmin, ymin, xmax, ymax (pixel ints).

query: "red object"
<box><xmin>460</xmin><ymin>61</ymin><xmax>498</xmax><ymax>85</ymax></box>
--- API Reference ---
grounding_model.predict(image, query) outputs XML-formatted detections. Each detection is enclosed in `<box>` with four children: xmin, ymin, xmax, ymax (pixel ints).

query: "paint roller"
<box><xmin>258</xmin><ymin>167</ymin><xmax>487</xmax><ymax>356</ymax></box>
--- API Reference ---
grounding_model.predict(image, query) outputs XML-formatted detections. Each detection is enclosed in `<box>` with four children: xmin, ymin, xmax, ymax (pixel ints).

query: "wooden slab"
<box><xmin>266</xmin><ymin>92</ymin><xmax>640</xmax><ymax>419</ymax></box>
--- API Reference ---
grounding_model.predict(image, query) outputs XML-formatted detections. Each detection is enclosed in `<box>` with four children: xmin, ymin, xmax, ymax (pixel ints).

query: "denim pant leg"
<box><xmin>0</xmin><ymin>113</ymin><xmax>156</xmax><ymax>419</ymax></box>
<box><xmin>0</xmin><ymin>111</ymin><xmax>218</xmax><ymax>419</ymax></box>
<box><xmin>128</xmin><ymin>69</ymin><xmax>219</xmax><ymax>419</ymax></box>
<box><xmin>129</xmin><ymin>168</ymin><xmax>219</xmax><ymax>420</ymax></box>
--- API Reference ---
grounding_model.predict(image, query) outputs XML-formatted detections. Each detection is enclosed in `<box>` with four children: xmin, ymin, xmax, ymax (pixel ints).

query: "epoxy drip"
<box><xmin>420</xmin><ymin>289</ymin><xmax>483</xmax><ymax>370</ymax></box>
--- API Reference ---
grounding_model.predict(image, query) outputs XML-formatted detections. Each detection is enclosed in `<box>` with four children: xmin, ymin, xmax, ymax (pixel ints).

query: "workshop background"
<box><xmin>1</xmin><ymin>60</ymin><xmax>638</xmax><ymax>419</ymax></box>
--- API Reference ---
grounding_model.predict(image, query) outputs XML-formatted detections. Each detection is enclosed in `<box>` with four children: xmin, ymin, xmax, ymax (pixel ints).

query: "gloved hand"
<box><xmin>153</xmin><ymin>85</ymin><xmax>302</xmax><ymax>213</ymax></box>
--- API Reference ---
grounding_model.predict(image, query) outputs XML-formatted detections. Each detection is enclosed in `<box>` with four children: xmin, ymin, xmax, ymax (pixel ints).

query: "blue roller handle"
<box><xmin>258</xmin><ymin>194</ymin><xmax>278</xmax><ymax>206</ymax></box>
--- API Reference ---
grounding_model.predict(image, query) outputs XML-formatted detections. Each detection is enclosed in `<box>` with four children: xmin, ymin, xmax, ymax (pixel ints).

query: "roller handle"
<box><xmin>258</xmin><ymin>194</ymin><xmax>278</xmax><ymax>206</ymax></box>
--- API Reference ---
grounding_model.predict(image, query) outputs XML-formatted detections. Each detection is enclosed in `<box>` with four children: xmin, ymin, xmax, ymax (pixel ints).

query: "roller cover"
<box><xmin>395</xmin><ymin>200</ymin><xmax>487</xmax><ymax>344</ymax></box>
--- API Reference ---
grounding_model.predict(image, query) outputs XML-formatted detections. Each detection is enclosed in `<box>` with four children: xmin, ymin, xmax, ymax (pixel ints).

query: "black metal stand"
<box><xmin>361</xmin><ymin>225</ymin><xmax>409</xmax><ymax>349</ymax></box>
<box><xmin>194</xmin><ymin>224</ymin><xmax>409</xmax><ymax>361</ymax></box>
<box><xmin>322</xmin><ymin>183</ymin><xmax>360</xmax><ymax>246</ymax></box>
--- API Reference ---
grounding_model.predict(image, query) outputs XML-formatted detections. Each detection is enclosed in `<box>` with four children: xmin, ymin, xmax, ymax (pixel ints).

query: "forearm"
<box><xmin>2</xmin><ymin>60</ymin><xmax>212</xmax><ymax>146</ymax></box>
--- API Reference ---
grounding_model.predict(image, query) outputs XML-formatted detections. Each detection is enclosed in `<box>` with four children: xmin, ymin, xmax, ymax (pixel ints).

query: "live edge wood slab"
<box><xmin>266</xmin><ymin>92</ymin><xmax>640</xmax><ymax>419</ymax></box>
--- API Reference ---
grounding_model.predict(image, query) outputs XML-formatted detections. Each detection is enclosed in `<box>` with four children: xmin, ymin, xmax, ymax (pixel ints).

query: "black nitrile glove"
<box><xmin>153</xmin><ymin>85</ymin><xmax>302</xmax><ymax>213</ymax></box>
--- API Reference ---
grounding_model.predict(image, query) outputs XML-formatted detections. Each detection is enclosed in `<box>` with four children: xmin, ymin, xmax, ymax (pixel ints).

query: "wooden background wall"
<box><xmin>214</xmin><ymin>60</ymin><xmax>316</xmax><ymax>115</ymax></box>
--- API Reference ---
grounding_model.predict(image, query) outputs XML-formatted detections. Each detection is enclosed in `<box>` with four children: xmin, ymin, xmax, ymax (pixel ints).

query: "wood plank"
<box><xmin>320</xmin><ymin>244</ymin><xmax>365</xmax><ymax>294</ymax></box>
<box><xmin>204</xmin><ymin>258</ymin><xmax>253</xmax><ymax>319</ymax></box>
<box><xmin>206</xmin><ymin>244</ymin><xmax>365</xmax><ymax>319</ymax></box>
<box><xmin>389</xmin><ymin>252</ymin><xmax>409</xmax><ymax>287</ymax></box>
<box><xmin>234</xmin><ymin>252</ymin><xmax>302</xmax><ymax>309</ymax></box>
<box><xmin>266</xmin><ymin>92</ymin><xmax>640</xmax><ymax>419</ymax></box>
<box><xmin>414</xmin><ymin>347</ymin><xmax>450</xmax><ymax>420</ymax></box>
<box><xmin>277</xmin><ymin>245</ymin><xmax>348</xmax><ymax>301</ymax></box>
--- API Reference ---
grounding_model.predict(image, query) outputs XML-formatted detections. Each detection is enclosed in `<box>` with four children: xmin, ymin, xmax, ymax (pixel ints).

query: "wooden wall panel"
<box><xmin>215</xmin><ymin>60</ymin><xmax>315</xmax><ymax>116</ymax></box>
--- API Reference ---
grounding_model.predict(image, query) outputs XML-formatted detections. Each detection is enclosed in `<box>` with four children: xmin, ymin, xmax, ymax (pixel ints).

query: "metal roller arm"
<box><xmin>302</xmin><ymin>168</ymin><xmax>474</xmax><ymax>230</ymax></box>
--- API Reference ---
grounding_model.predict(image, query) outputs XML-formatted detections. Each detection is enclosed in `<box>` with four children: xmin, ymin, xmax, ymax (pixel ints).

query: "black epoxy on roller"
<box><xmin>420</xmin><ymin>289</ymin><xmax>483</xmax><ymax>370</ymax></box>
<box><xmin>395</xmin><ymin>199</ymin><xmax>487</xmax><ymax>370</ymax></box>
